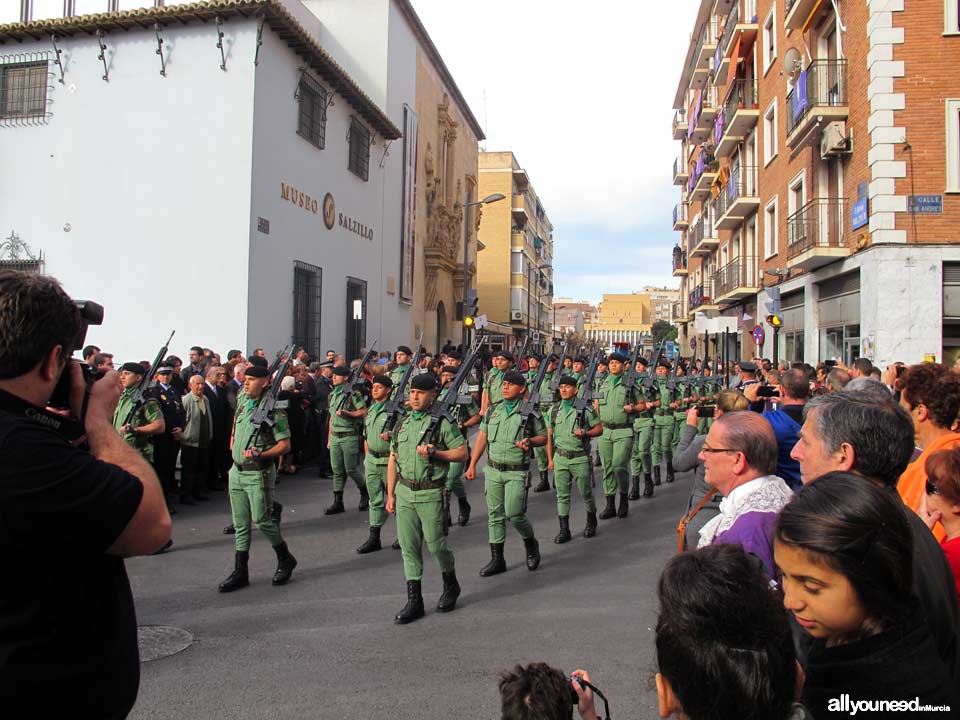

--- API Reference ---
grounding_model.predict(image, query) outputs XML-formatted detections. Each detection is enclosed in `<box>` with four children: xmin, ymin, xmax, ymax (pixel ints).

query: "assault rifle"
<box><xmin>621</xmin><ymin>339</ymin><xmax>645</xmax><ymax>394</ymax></box>
<box><xmin>247</xmin><ymin>344</ymin><xmax>295</xmax><ymax>449</ymax></box>
<box><xmin>514</xmin><ymin>335</ymin><xmax>530</xmax><ymax>372</ymax></box>
<box><xmin>384</xmin><ymin>333</ymin><xmax>423</xmax><ymax>433</ymax></box>
<box><xmin>642</xmin><ymin>342</ymin><xmax>664</xmax><ymax>391</ymax></box>
<box><xmin>515</xmin><ymin>345</ymin><xmax>556</xmax><ymax>433</ymax></box>
<box><xmin>122</xmin><ymin>330</ymin><xmax>175</xmax><ymax>427</ymax></box>
<box><xmin>573</xmin><ymin>347</ymin><xmax>601</xmax><ymax>431</ymax></box>
<box><xmin>342</xmin><ymin>342</ymin><xmax>378</xmax><ymax>405</ymax></box>
<box><xmin>548</xmin><ymin>341</ymin><xmax>570</xmax><ymax>397</ymax></box>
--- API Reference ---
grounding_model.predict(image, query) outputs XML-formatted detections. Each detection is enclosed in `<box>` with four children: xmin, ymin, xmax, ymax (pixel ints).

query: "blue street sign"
<box><xmin>908</xmin><ymin>195</ymin><xmax>943</xmax><ymax>213</ymax></box>
<box><xmin>665</xmin><ymin>341</ymin><xmax>676</xmax><ymax>360</ymax></box>
<box><xmin>851</xmin><ymin>197</ymin><xmax>869</xmax><ymax>230</ymax></box>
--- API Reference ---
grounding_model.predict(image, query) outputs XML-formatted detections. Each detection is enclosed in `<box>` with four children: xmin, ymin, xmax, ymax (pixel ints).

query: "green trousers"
<box><xmin>534</xmin><ymin>445</ymin><xmax>549</xmax><ymax>474</ymax></box>
<box><xmin>630</xmin><ymin>420</ymin><xmax>654</xmax><ymax>475</ymax></box>
<box><xmin>446</xmin><ymin>461</ymin><xmax>467</xmax><ymax>499</ymax></box>
<box><xmin>395</xmin><ymin>483</ymin><xmax>454</xmax><ymax>581</ymax></box>
<box><xmin>484</xmin><ymin>465</ymin><xmax>534</xmax><ymax>544</ymax></box>
<box><xmin>229</xmin><ymin>465</ymin><xmax>283</xmax><ymax>552</ymax></box>
<box><xmin>363</xmin><ymin>458</ymin><xmax>388</xmax><ymax>528</ymax></box>
<box><xmin>672</xmin><ymin>414</ymin><xmax>686</xmax><ymax>452</ymax></box>
<box><xmin>554</xmin><ymin>455</ymin><xmax>596</xmax><ymax>515</ymax></box>
<box><xmin>597</xmin><ymin>430</ymin><xmax>633</xmax><ymax>496</ymax></box>
<box><xmin>652</xmin><ymin>415</ymin><xmax>674</xmax><ymax>464</ymax></box>
<box><xmin>330</xmin><ymin>433</ymin><xmax>364</xmax><ymax>492</ymax></box>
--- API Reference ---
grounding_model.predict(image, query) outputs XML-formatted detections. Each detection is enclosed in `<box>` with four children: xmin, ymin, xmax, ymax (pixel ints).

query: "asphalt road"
<box><xmin>127</xmin><ymin>454</ymin><xmax>692</xmax><ymax>720</ymax></box>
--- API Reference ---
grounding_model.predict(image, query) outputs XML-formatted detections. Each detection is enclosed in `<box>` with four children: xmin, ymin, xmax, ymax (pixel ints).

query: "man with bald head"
<box><xmin>696</xmin><ymin>411</ymin><xmax>793</xmax><ymax>576</ymax></box>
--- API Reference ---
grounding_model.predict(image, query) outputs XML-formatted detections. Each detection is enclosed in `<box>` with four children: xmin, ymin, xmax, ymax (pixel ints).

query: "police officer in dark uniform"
<box><xmin>315</xmin><ymin>360</ymin><xmax>334</xmax><ymax>479</ymax></box>
<box><xmin>152</xmin><ymin>366</ymin><xmax>186</xmax><ymax>510</ymax></box>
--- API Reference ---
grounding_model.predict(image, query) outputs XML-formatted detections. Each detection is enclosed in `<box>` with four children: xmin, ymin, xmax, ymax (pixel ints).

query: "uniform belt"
<box><xmin>332</xmin><ymin>430</ymin><xmax>358</xmax><ymax>438</ymax></box>
<box><xmin>555</xmin><ymin>447</ymin><xmax>587</xmax><ymax>459</ymax></box>
<box><xmin>235</xmin><ymin>461</ymin><xmax>265</xmax><ymax>471</ymax></box>
<box><xmin>367</xmin><ymin>449</ymin><xmax>390</xmax><ymax>459</ymax></box>
<box><xmin>398</xmin><ymin>474</ymin><xmax>443</xmax><ymax>491</ymax></box>
<box><xmin>488</xmin><ymin>459</ymin><xmax>529</xmax><ymax>472</ymax></box>
<box><xmin>602</xmin><ymin>421</ymin><xmax>632</xmax><ymax>430</ymax></box>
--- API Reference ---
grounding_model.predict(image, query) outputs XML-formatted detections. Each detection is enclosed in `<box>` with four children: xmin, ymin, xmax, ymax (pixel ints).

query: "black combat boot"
<box><xmin>628</xmin><ymin>475</ymin><xmax>641</xmax><ymax>501</ymax></box>
<box><xmin>356</xmin><ymin>525</ymin><xmax>382</xmax><ymax>554</ymax></box>
<box><xmin>583</xmin><ymin>511</ymin><xmax>598</xmax><ymax>538</ymax></box>
<box><xmin>392</xmin><ymin>538</ymin><xmax>402</xmax><ymax>550</ymax></box>
<box><xmin>653</xmin><ymin>465</ymin><xmax>662</xmax><ymax>486</ymax></box>
<box><xmin>666</xmin><ymin>459</ymin><xmax>676</xmax><ymax>483</ymax></box>
<box><xmin>457</xmin><ymin>496</ymin><xmax>472</xmax><ymax>526</ymax></box>
<box><xmin>598</xmin><ymin>494</ymin><xmax>617</xmax><ymax>520</ymax></box>
<box><xmin>394</xmin><ymin>580</ymin><xmax>425</xmax><ymax>625</ymax></box>
<box><xmin>524</xmin><ymin>536</ymin><xmax>541</xmax><ymax>571</ymax></box>
<box><xmin>272</xmin><ymin>501</ymin><xmax>283</xmax><ymax>524</ymax></box>
<box><xmin>643</xmin><ymin>472</ymin><xmax>654</xmax><ymax>498</ymax></box>
<box><xmin>218</xmin><ymin>551</ymin><xmax>249</xmax><ymax>593</ymax></box>
<box><xmin>324</xmin><ymin>491</ymin><xmax>345</xmax><ymax>515</ymax></box>
<box><xmin>436</xmin><ymin>571</ymin><xmax>461</xmax><ymax>613</ymax></box>
<box><xmin>479</xmin><ymin>542</ymin><xmax>506</xmax><ymax>577</ymax></box>
<box><xmin>617</xmin><ymin>492</ymin><xmax>629</xmax><ymax>518</ymax></box>
<box><xmin>534</xmin><ymin>470</ymin><xmax>550</xmax><ymax>493</ymax></box>
<box><xmin>554</xmin><ymin>515</ymin><xmax>571</xmax><ymax>544</ymax></box>
<box><xmin>223</xmin><ymin>523</ymin><xmax>236</xmax><ymax>535</ymax></box>
<box><xmin>358</xmin><ymin>486</ymin><xmax>369</xmax><ymax>511</ymax></box>
<box><xmin>271</xmin><ymin>542</ymin><xmax>297</xmax><ymax>586</ymax></box>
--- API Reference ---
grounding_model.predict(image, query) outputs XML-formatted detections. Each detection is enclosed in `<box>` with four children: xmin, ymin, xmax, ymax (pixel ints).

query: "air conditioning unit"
<box><xmin>511</xmin><ymin>311</ymin><xmax>523</xmax><ymax>321</ymax></box>
<box><xmin>820</xmin><ymin>121</ymin><xmax>849</xmax><ymax>159</ymax></box>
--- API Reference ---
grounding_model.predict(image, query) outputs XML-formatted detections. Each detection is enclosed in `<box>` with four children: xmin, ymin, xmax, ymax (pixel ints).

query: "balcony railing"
<box><xmin>673</xmin><ymin>110</ymin><xmax>688</xmax><ymax>140</ymax></box>
<box><xmin>672</xmin><ymin>248</ymin><xmax>688</xmax><ymax>275</ymax></box>
<box><xmin>671</xmin><ymin>300</ymin><xmax>688</xmax><ymax>322</ymax></box>
<box><xmin>673</xmin><ymin>203</ymin><xmax>689</xmax><ymax>230</ymax></box>
<box><xmin>714</xmin><ymin>255</ymin><xmax>759</xmax><ymax>299</ymax></box>
<box><xmin>716</xmin><ymin>164</ymin><xmax>759</xmax><ymax>227</ymax></box>
<box><xmin>673</xmin><ymin>156</ymin><xmax>689</xmax><ymax>185</ymax></box>
<box><xmin>786</xmin><ymin>197</ymin><xmax>848</xmax><ymax>260</ymax></box>
<box><xmin>689</xmin><ymin>280</ymin><xmax>715</xmax><ymax>311</ymax></box>
<box><xmin>786</xmin><ymin>59</ymin><xmax>848</xmax><ymax>138</ymax></box>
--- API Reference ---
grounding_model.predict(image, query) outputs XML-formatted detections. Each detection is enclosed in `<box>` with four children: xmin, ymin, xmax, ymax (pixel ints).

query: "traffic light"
<box><xmin>766</xmin><ymin>314</ymin><xmax>782</xmax><ymax>328</ymax></box>
<box><xmin>463</xmin><ymin>289</ymin><xmax>479</xmax><ymax>328</ymax></box>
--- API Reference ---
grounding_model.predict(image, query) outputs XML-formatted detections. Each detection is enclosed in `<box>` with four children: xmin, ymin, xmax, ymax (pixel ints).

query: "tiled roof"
<box><xmin>0</xmin><ymin>0</ymin><xmax>401</xmax><ymax>139</ymax></box>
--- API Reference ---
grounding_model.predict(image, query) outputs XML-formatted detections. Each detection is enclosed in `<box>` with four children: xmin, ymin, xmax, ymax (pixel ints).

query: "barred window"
<box><xmin>1</xmin><ymin>62</ymin><xmax>47</xmax><ymax>121</ymax></box>
<box><xmin>348</xmin><ymin>118</ymin><xmax>370</xmax><ymax>181</ymax></box>
<box><xmin>296</xmin><ymin>71</ymin><xmax>327</xmax><ymax>149</ymax></box>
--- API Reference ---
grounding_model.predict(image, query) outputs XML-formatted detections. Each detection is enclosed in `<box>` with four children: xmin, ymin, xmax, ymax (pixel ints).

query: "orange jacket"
<box><xmin>898</xmin><ymin>433</ymin><xmax>960</xmax><ymax>542</ymax></box>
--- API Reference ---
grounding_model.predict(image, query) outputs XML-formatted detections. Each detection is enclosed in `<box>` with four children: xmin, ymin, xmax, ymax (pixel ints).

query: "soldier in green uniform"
<box><xmin>357</xmin><ymin>375</ymin><xmax>394</xmax><ymax>554</ymax></box>
<box><xmin>629</xmin><ymin>356</ymin><xmax>657</xmax><ymax>499</ymax></box>
<box><xmin>594</xmin><ymin>351</ymin><xmax>638</xmax><ymax>519</ymax></box>
<box><xmin>651</xmin><ymin>360</ymin><xmax>677</xmax><ymax>486</ymax></box>
<box><xmin>386</xmin><ymin>373</ymin><xmax>467</xmax><ymax>624</ymax></box>
<box><xmin>590</xmin><ymin>355</ymin><xmax>608</xmax><ymax>466</ymax></box>
<box><xmin>672</xmin><ymin>362</ymin><xmax>690</xmax><ymax>454</ymax></box>
<box><xmin>466</xmin><ymin>371</ymin><xmax>546</xmax><ymax>576</ymax></box>
<box><xmin>546</xmin><ymin>375</ymin><xmax>603</xmax><ymax>542</ymax></box>
<box><xmin>532</xmin><ymin>353</ymin><xmax>558</xmax><ymax>493</ymax></box>
<box><xmin>218</xmin><ymin>363</ymin><xmax>297</xmax><ymax>592</ymax></box>
<box><xmin>325</xmin><ymin>365</ymin><xmax>368</xmax><ymax>515</ymax></box>
<box><xmin>112</xmin><ymin>362</ymin><xmax>165</xmax><ymax>462</ymax></box>
<box><xmin>389</xmin><ymin>345</ymin><xmax>413</xmax><ymax>394</ymax></box>
<box><xmin>480</xmin><ymin>349</ymin><xmax>513</xmax><ymax>415</ymax></box>
<box><xmin>438</xmin><ymin>365</ymin><xmax>480</xmax><ymax>527</ymax></box>
<box><xmin>570</xmin><ymin>356</ymin><xmax>586</xmax><ymax>394</ymax></box>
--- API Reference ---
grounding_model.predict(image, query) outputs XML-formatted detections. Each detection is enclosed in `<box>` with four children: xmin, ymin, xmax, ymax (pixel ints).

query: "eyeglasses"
<box><xmin>701</xmin><ymin>444</ymin><xmax>740</xmax><ymax>454</ymax></box>
<box><xmin>926</xmin><ymin>479</ymin><xmax>942</xmax><ymax>496</ymax></box>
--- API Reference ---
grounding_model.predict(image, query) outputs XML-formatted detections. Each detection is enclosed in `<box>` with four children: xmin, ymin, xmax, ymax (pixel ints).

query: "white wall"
<box><xmin>0</xmin><ymin>20</ymin><xmax>258</xmax><ymax>362</ymax></box>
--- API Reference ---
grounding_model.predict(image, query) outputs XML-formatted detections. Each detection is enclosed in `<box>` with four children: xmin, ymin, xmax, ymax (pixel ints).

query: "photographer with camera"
<box><xmin>0</xmin><ymin>271</ymin><xmax>171</xmax><ymax>718</ymax></box>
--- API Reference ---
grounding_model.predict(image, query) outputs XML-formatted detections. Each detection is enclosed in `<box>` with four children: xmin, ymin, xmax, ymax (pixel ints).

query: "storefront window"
<box><xmin>819</xmin><ymin>324</ymin><xmax>860</xmax><ymax>365</ymax></box>
<box><xmin>783</xmin><ymin>331</ymin><xmax>804</xmax><ymax>364</ymax></box>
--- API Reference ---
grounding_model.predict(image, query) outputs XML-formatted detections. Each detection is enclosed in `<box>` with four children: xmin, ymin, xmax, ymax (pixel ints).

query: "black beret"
<box><xmin>249</xmin><ymin>356</ymin><xmax>268</xmax><ymax>368</ymax></box>
<box><xmin>397</xmin><ymin>345</ymin><xmax>412</xmax><ymax>356</ymax></box>
<box><xmin>445</xmin><ymin>350</ymin><xmax>461</xmax><ymax>360</ymax></box>
<box><xmin>502</xmin><ymin>370</ymin><xmax>527</xmax><ymax>386</ymax></box>
<box><xmin>332</xmin><ymin>365</ymin><xmax>351</xmax><ymax>377</ymax></box>
<box><xmin>245</xmin><ymin>365</ymin><xmax>269</xmax><ymax>378</ymax></box>
<box><xmin>121</xmin><ymin>362</ymin><xmax>145</xmax><ymax>375</ymax></box>
<box><xmin>597</xmin><ymin>356</ymin><xmax>608</xmax><ymax>364</ymax></box>
<box><xmin>558</xmin><ymin>375</ymin><xmax>579</xmax><ymax>387</ymax></box>
<box><xmin>411</xmin><ymin>373</ymin><xmax>438</xmax><ymax>391</ymax></box>
<box><xmin>494</xmin><ymin>350</ymin><xmax>515</xmax><ymax>362</ymax></box>
<box><xmin>525</xmin><ymin>352</ymin><xmax>541</xmax><ymax>361</ymax></box>
<box><xmin>372</xmin><ymin>374</ymin><xmax>393</xmax><ymax>388</ymax></box>
<box><xmin>636</xmin><ymin>356</ymin><xmax>649</xmax><ymax>366</ymax></box>
<box><xmin>574</xmin><ymin>356</ymin><xmax>587</xmax><ymax>364</ymax></box>
<box><xmin>441</xmin><ymin>365</ymin><xmax>459</xmax><ymax>375</ymax></box>
<box><xmin>658</xmin><ymin>360</ymin><xmax>671</xmax><ymax>369</ymax></box>
<box><xmin>739</xmin><ymin>361</ymin><xmax>758</xmax><ymax>372</ymax></box>
<box><xmin>608</xmin><ymin>351</ymin><xmax>629</xmax><ymax>363</ymax></box>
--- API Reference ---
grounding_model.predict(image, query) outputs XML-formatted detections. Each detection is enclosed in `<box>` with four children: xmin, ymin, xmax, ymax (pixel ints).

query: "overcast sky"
<box><xmin>411</xmin><ymin>0</ymin><xmax>700</xmax><ymax>304</ymax></box>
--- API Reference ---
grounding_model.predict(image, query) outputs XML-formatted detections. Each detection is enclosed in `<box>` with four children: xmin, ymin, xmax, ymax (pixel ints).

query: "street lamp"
<box><xmin>461</xmin><ymin>192</ymin><xmax>505</xmax><ymax>348</ymax></box>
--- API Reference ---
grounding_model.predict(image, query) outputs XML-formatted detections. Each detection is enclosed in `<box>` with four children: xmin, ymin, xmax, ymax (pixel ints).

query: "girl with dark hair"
<box><xmin>774</xmin><ymin>473</ymin><xmax>956</xmax><ymax>715</ymax></box>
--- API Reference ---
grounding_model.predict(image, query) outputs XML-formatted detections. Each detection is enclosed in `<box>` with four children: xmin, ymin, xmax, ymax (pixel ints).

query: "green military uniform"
<box><xmin>484</xmin><ymin>367</ymin><xmax>505</xmax><ymax>407</ymax></box>
<box><xmin>440</xmin><ymin>386</ymin><xmax>478</xmax><ymax>502</ymax></box>
<box><xmin>630</xmin><ymin>373</ymin><xmax>657</xmax><ymax>495</ymax></box>
<box><xmin>363</xmin><ymin>399</ymin><xmax>391</xmax><ymax>531</ymax></box>
<box><xmin>329</xmin><ymin>384</ymin><xmax>367</xmax><ymax>494</ymax></box>
<box><xmin>112</xmin><ymin>387</ymin><xmax>162</xmax><ymax>462</ymax></box>
<box><xmin>652</xmin><ymin>375</ymin><xmax>677</xmax><ymax>481</ymax></box>
<box><xmin>549</xmin><ymin>400</ymin><xmax>599</xmax><ymax>518</ymax></box>
<box><xmin>698</xmin><ymin>375</ymin><xmax>717</xmax><ymax>434</ymax></box>
<box><xmin>228</xmin><ymin>397</ymin><xmax>291</xmax><ymax>552</ymax></box>
<box><xmin>525</xmin><ymin>366</ymin><xmax>552</xmax><ymax>480</ymax></box>
<box><xmin>480</xmin><ymin>399</ymin><xmax>545</xmax><ymax>544</ymax></box>
<box><xmin>392</xmin><ymin>409</ymin><xmax>464</xmax><ymax>581</ymax></box>
<box><xmin>672</xmin><ymin>376</ymin><xmax>690</xmax><ymax>452</ymax></box>
<box><xmin>595</xmin><ymin>372</ymin><xmax>636</xmax><ymax>516</ymax></box>
<box><xmin>389</xmin><ymin>364</ymin><xmax>410</xmax><ymax>398</ymax></box>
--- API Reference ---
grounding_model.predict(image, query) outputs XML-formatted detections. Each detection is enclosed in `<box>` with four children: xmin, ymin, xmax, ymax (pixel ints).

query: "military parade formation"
<box><xmin>109</xmin><ymin>332</ymin><xmax>726</xmax><ymax>626</ymax></box>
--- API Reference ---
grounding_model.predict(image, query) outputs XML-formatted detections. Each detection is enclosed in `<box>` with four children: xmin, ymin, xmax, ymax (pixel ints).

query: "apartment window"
<box><xmin>788</xmin><ymin>172</ymin><xmax>806</xmax><ymax>216</ymax></box>
<box><xmin>948</xmin><ymin>99</ymin><xmax>960</xmax><ymax>192</ymax></box>
<box><xmin>763</xmin><ymin>6</ymin><xmax>777</xmax><ymax>75</ymax></box>
<box><xmin>348</xmin><ymin>118</ymin><xmax>370</xmax><ymax>181</ymax></box>
<box><xmin>296</xmin><ymin>71</ymin><xmax>327</xmax><ymax>150</ymax></box>
<box><xmin>0</xmin><ymin>61</ymin><xmax>47</xmax><ymax>121</ymax></box>
<box><xmin>292</xmin><ymin>261</ymin><xmax>322</xmax><ymax>357</ymax></box>
<box><xmin>764</xmin><ymin>196</ymin><xmax>779</xmax><ymax>259</ymax></box>
<box><xmin>763</xmin><ymin>100</ymin><xmax>778</xmax><ymax>166</ymax></box>
<box><xmin>510</xmin><ymin>250</ymin><xmax>526</xmax><ymax>274</ymax></box>
<box><xmin>947</xmin><ymin>0</ymin><xmax>960</xmax><ymax>34</ymax></box>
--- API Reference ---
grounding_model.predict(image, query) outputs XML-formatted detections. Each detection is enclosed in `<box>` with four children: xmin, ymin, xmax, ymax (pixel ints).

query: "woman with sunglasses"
<box><xmin>920</xmin><ymin>447</ymin><xmax>960</xmax><ymax>602</ymax></box>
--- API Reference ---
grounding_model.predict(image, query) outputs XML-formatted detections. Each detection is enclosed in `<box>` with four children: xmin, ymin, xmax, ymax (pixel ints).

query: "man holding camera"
<box><xmin>0</xmin><ymin>271</ymin><xmax>171</xmax><ymax>718</ymax></box>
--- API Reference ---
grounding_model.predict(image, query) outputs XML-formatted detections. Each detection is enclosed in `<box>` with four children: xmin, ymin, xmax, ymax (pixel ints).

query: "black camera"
<box><xmin>756</xmin><ymin>385</ymin><xmax>780</xmax><ymax>398</ymax></box>
<box><xmin>698</xmin><ymin>404</ymin><xmax>716</xmax><ymax>418</ymax></box>
<box><xmin>48</xmin><ymin>300</ymin><xmax>104</xmax><ymax>413</ymax></box>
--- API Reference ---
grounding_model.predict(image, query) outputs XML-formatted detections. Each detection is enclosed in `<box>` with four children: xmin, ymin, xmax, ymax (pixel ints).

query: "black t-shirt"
<box><xmin>0</xmin><ymin>406</ymin><xmax>144</xmax><ymax>717</ymax></box>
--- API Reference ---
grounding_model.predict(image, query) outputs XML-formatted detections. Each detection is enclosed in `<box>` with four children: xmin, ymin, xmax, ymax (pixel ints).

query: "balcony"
<box><xmin>785</xmin><ymin>0</ymin><xmax>826</xmax><ymax>31</ymax></box>
<box><xmin>786</xmin><ymin>197</ymin><xmax>849</xmax><ymax>271</ymax></box>
<box><xmin>672</xmin><ymin>247</ymin><xmax>689</xmax><ymax>277</ymax></box>
<box><xmin>688</xmin><ymin>152</ymin><xmax>718</xmax><ymax>201</ymax></box>
<box><xmin>689</xmin><ymin>280</ymin><xmax>718</xmax><ymax>313</ymax></box>
<box><xmin>688</xmin><ymin>19</ymin><xmax>719</xmax><ymax>89</ymax></box>
<box><xmin>671</xmin><ymin>300</ymin><xmax>690</xmax><ymax>324</ymax></box>
<box><xmin>715</xmin><ymin>78</ymin><xmax>759</xmax><ymax>158</ymax></box>
<box><xmin>689</xmin><ymin>209</ymin><xmax>720</xmax><ymax>257</ymax></box>
<box><xmin>723</xmin><ymin>0</ymin><xmax>758</xmax><ymax>59</ymax></box>
<box><xmin>786</xmin><ymin>60</ymin><xmax>848</xmax><ymax>147</ymax></box>
<box><xmin>714</xmin><ymin>255</ymin><xmax>760</xmax><ymax>303</ymax></box>
<box><xmin>673</xmin><ymin>203</ymin><xmax>689</xmax><ymax>231</ymax></box>
<box><xmin>716</xmin><ymin>164</ymin><xmax>760</xmax><ymax>230</ymax></box>
<box><xmin>672</xmin><ymin>110</ymin><xmax>688</xmax><ymax>140</ymax></box>
<box><xmin>673</xmin><ymin>157</ymin><xmax>689</xmax><ymax>185</ymax></box>
<box><xmin>511</xmin><ymin>193</ymin><xmax>527</xmax><ymax>226</ymax></box>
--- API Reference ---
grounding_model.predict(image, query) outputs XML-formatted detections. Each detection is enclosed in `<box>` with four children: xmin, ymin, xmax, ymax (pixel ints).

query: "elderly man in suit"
<box><xmin>181</xmin><ymin>375</ymin><xmax>214</xmax><ymax>505</ymax></box>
